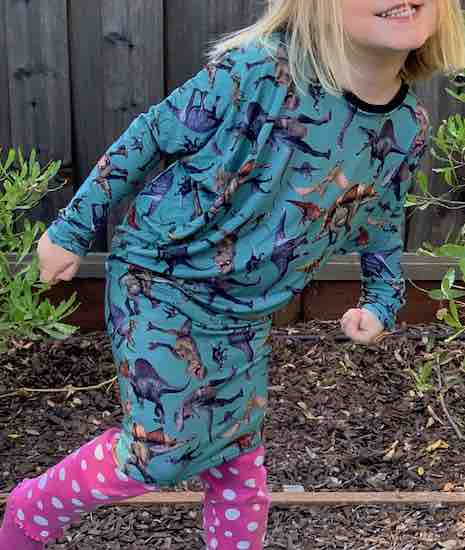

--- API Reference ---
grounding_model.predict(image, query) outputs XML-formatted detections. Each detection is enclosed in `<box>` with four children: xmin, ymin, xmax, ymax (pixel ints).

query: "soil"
<box><xmin>1</xmin><ymin>319</ymin><xmax>464</xmax><ymax>549</ymax></box>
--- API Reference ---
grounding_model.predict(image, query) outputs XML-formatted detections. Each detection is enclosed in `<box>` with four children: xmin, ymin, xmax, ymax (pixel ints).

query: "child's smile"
<box><xmin>343</xmin><ymin>0</ymin><xmax>437</xmax><ymax>55</ymax></box>
<box><xmin>375</xmin><ymin>1</ymin><xmax>424</xmax><ymax>21</ymax></box>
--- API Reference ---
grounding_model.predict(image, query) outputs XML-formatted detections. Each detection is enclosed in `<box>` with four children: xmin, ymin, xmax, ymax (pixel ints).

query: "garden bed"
<box><xmin>1</xmin><ymin>319</ymin><xmax>464</xmax><ymax>549</ymax></box>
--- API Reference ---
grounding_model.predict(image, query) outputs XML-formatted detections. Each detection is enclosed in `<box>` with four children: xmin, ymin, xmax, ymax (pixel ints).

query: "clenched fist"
<box><xmin>340</xmin><ymin>307</ymin><xmax>385</xmax><ymax>345</ymax></box>
<box><xmin>37</xmin><ymin>231</ymin><xmax>82</xmax><ymax>284</ymax></box>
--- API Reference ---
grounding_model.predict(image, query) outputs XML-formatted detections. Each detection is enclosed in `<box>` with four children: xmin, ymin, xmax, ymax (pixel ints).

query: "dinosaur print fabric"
<box><xmin>105</xmin><ymin>257</ymin><xmax>272</xmax><ymax>485</ymax></box>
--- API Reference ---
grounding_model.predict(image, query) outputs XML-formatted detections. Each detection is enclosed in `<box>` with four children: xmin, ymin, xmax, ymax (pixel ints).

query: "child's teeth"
<box><xmin>380</xmin><ymin>6</ymin><xmax>417</xmax><ymax>17</ymax></box>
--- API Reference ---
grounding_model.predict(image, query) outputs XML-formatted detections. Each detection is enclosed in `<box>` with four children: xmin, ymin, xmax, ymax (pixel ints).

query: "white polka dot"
<box><xmin>254</xmin><ymin>455</ymin><xmax>264</xmax><ymax>467</ymax></box>
<box><xmin>58</xmin><ymin>516</ymin><xmax>71</xmax><ymax>523</ymax></box>
<box><xmin>225</xmin><ymin>508</ymin><xmax>240</xmax><ymax>521</ymax></box>
<box><xmin>209</xmin><ymin>526</ymin><xmax>215</xmax><ymax>533</ymax></box>
<box><xmin>244</xmin><ymin>478</ymin><xmax>256</xmax><ymax>488</ymax></box>
<box><xmin>40</xmin><ymin>531</ymin><xmax>49</xmax><ymax>538</ymax></box>
<box><xmin>253</xmin><ymin>504</ymin><xmax>261</xmax><ymax>511</ymax></box>
<box><xmin>52</xmin><ymin>497</ymin><xmax>64</xmax><ymax>509</ymax></box>
<box><xmin>229</xmin><ymin>467</ymin><xmax>239</xmax><ymax>475</ymax></box>
<box><xmin>91</xmin><ymin>489</ymin><xmax>108</xmax><ymax>500</ymax></box>
<box><xmin>247</xmin><ymin>522</ymin><xmax>259</xmax><ymax>532</ymax></box>
<box><xmin>212</xmin><ymin>508</ymin><xmax>217</xmax><ymax>516</ymax></box>
<box><xmin>209</xmin><ymin>468</ymin><xmax>223</xmax><ymax>479</ymax></box>
<box><xmin>223</xmin><ymin>489</ymin><xmax>236</xmax><ymax>501</ymax></box>
<box><xmin>36</xmin><ymin>500</ymin><xmax>43</xmax><ymax>511</ymax></box>
<box><xmin>17</xmin><ymin>509</ymin><xmax>25</xmax><ymax>521</ymax></box>
<box><xmin>225</xmin><ymin>531</ymin><xmax>233</xmax><ymax>538</ymax></box>
<box><xmin>27</xmin><ymin>489</ymin><xmax>33</xmax><ymax>499</ymax></box>
<box><xmin>115</xmin><ymin>468</ymin><xmax>128</xmax><ymax>482</ymax></box>
<box><xmin>214</xmin><ymin>518</ymin><xmax>220</xmax><ymax>527</ymax></box>
<box><xmin>59</xmin><ymin>467</ymin><xmax>66</xmax><ymax>481</ymax></box>
<box><xmin>33</xmin><ymin>515</ymin><xmax>48</xmax><ymax>526</ymax></box>
<box><xmin>106</xmin><ymin>442</ymin><xmax>112</xmax><ymax>451</ymax></box>
<box><xmin>71</xmin><ymin>498</ymin><xmax>84</xmax><ymax>507</ymax></box>
<box><xmin>237</xmin><ymin>541</ymin><xmax>250</xmax><ymax>549</ymax></box>
<box><xmin>38</xmin><ymin>475</ymin><xmax>47</xmax><ymax>490</ymax></box>
<box><xmin>49</xmin><ymin>468</ymin><xmax>55</xmax><ymax>479</ymax></box>
<box><xmin>97</xmin><ymin>472</ymin><xmax>106</xmax><ymax>483</ymax></box>
<box><xmin>81</xmin><ymin>459</ymin><xmax>87</xmax><ymax>471</ymax></box>
<box><xmin>257</xmin><ymin>489</ymin><xmax>265</xmax><ymax>497</ymax></box>
<box><xmin>210</xmin><ymin>538</ymin><xmax>218</xmax><ymax>549</ymax></box>
<box><xmin>94</xmin><ymin>444</ymin><xmax>104</xmax><ymax>461</ymax></box>
<box><xmin>72</xmin><ymin>480</ymin><xmax>80</xmax><ymax>493</ymax></box>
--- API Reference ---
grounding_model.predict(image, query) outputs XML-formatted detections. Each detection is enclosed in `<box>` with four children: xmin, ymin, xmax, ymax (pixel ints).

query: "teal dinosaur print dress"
<box><xmin>47</xmin><ymin>31</ymin><xmax>430</xmax><ymax>486</ymax></box>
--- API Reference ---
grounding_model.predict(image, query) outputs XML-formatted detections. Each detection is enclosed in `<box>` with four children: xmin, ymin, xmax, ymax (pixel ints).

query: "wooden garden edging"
<box><xmin>8</xmin><ymin>252</ymin><xmax>459</xmax><ymax>280</ymax></box>
<box><xmin>7</xmin><ymin>251</ymin><xmax>460</xmax><ymax>330</ymax></box>
<box><xmin>2</xmin><ymin>491</ymin><xmax>465</xmax><ymax>507</ymax></box>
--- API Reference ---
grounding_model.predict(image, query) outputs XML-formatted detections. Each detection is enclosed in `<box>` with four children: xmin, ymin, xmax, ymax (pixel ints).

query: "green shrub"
<box><xmin>0</xmin><ymin>147</ymin><xmax>80</xmax><ymax>352</ymax></box>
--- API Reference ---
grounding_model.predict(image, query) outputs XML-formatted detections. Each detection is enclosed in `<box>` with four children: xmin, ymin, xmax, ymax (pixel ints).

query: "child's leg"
<box><xmin>0</xmin><ymin>428</ymin><xmax>155</xmax><ymax>548</ymax></box>
<box><xmin>200</xmin><ymin>445</ymin><xmax>271</xmax><ymax>550</ymax></box>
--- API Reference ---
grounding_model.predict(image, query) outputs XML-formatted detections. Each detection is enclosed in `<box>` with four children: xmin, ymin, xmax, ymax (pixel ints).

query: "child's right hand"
<box><xmin>37</xmin><ymin>230</ymin><xmax>82</xmax><ymax>284</ymax></box>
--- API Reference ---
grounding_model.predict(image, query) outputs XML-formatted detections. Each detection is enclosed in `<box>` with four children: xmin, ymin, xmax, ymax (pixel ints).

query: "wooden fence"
<box><xmin>1</xmin><ymin>0</ymin><xmax>465</xmax><ymax>255</ymax></box>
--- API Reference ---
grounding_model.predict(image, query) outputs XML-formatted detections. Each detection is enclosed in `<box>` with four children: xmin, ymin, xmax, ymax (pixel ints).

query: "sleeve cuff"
<box><xmin>47</xmin><ymin>221</ymin><xmax>90</xmax><ymax>257</ymax></box>
<box><xmin>360</xmin><ymin>303</ymin><xmax>396</xmax><ymax>331</ymax></box>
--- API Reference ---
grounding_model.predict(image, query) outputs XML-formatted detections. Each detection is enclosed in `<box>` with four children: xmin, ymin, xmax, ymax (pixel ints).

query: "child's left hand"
<box><xmin>340</xmin><ymin>307</ymin><xmax>385</xmax><ymax>345</ymax></box>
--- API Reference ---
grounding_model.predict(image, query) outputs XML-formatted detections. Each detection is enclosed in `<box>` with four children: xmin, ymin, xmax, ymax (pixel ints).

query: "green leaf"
<box><xmin>441</xmin><ymin>268</ymin><xmax>454</xmax><ymax>294</ymax></box>
<box><xmin>416</xmin><ymin>171</ymin><xmax>429</xmax><ymax>194</ymax></box>
<box><xmin>449</xmin><ymin>299</ymin><xmax>461</xmax><ymax>325</ymax></box>
<box><xmin>4</xmin><ymin>149</ymin><xmax>16</xmax><ymax>172</ymax></box>
<box><xmin>48</xmin><ymin>321</ymin><xmax>79</xmax><ymax>335</ymax></box>
<box><xmin>434</xmin><ymin>244</ymin><xmax>465</xmax><ymax>259</ymax></box>
<box><xmin>442</xmin><ymin>311</ymin><xmax>462</xmax><ymax>330</ymax></box>
<box><xmin>38</xmin><ymin>300</ymin><xmax>52</xmax><ymax>317</ymax></box>
<box><xmin>39</xmin><ymin>324</ymin><xmax>77</xmax><ymax>339</ymax></box>
<box><xmin>427</xmin><ymin>288</ymin><xmax>465</xmax><ymax>300</ymax></box>
<box><xmin>404</xmin><ymin>195</ymin><xmax>419</xmax><ymax>207</ymax></box>
<box><xmin>52</xmin><ymin>293</ymin><xmax>80</xmax><ymax>318</ymax></box>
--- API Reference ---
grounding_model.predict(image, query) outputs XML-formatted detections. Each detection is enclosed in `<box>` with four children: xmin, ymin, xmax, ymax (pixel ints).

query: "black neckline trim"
<box><xmin>343</xmin><ymin>79</ymin><xmax>410</xmax><ymax>114</ymax></box>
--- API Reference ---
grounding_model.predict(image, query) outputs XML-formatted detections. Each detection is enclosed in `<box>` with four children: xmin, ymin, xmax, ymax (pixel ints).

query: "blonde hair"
<box><xmin>206</xmin><ymin>0</ymin><xmax>465</xmax><ymax>97</ymax></box>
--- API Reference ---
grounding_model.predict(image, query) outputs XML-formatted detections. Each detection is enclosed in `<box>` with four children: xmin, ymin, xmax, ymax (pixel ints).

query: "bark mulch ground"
<box><xmin>0</xmin><ymin>319</ymin><xmax>464</xmax><ymax>549</ymax></box>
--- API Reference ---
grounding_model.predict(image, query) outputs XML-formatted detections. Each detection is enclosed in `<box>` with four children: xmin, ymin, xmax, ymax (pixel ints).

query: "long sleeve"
<box><xmin>356</xmin><ymin>209</ymin><xmax>408</xmax><ymax>331</ymax></box>
<box><xmin>46</xmin><ymin>56</ymin><xmax>239</xmax><ymax>256</ymax></box>
<box><xmin>341</xmin><ymin>120</ymin><xmax>431</xmax><ymax>330</ymax></box>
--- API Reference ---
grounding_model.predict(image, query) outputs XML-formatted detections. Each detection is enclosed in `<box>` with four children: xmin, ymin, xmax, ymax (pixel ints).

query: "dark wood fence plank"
<box><xmin>0</xmin><ymin>0</ymin><xmax>11</xmax><ymax>152</ymax></box>
<box><xmin>67</xmin><ymin>0</ymin><xmax>106</xmax><ymax>249</ymax></box>
<box><xmin>165</xmin><ymin>0</ymin><xmax>264</xmax><ymax>92</ymax></box>
<box><xmin>5</xmin><ymin>0</ymin><xmax>72</xmax><ymax>230</ymax></box>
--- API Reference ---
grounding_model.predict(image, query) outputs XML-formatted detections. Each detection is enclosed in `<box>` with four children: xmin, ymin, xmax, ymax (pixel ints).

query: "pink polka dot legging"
<box><xmin>0</xmin><ymin>428</ymin><xmax>271</xmax><ymax>549</ymax></box>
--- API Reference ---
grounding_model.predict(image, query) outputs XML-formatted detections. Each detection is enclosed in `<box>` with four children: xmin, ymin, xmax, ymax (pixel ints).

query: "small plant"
<box><xmin>407</xmin><ymin>356</ymin><xmax>434</xmax><ymax>395</ymax></box>
<box><xmin>0</xmin><ymin>147</ymin><xmax>80</xmax><ymax>352</ymax></box>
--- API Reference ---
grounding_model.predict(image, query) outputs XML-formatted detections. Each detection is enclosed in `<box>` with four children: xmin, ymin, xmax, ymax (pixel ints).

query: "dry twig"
<box><xmin>0</xmin><ymin>376</ymin><xmax>117</xmax><ymax>400</ymax></box>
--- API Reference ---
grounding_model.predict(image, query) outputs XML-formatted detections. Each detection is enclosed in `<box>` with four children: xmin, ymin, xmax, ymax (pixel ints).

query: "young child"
<box><xmin>2</xmin><ymin>1</ymin><xmax>464</xmax><ymax>548</ymax></box>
